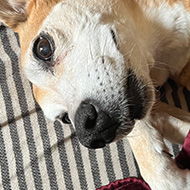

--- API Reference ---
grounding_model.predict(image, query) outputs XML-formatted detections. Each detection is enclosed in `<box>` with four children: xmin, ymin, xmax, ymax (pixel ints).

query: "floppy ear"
<box><xmin>0</xmin><ymin>0</ymin><xmax>28</xmax><ymax>29</ymax></box>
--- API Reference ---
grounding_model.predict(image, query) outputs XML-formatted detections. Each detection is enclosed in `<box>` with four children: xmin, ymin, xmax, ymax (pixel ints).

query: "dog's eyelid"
<box><xmin>34</xmin><ymin>32</ymin><xmax>55</xmax><ymax>48</ymax></box>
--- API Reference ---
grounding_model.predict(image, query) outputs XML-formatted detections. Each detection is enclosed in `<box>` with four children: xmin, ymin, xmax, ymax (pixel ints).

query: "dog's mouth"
<box><xmin>74</xmin><ymin>70</ymin><xmax>154</xmax><ymax>149</ymax></box>
<box><xmin>88</xmin><ymin>122</ymin><xmax>120</xmax><ymax>149</ymax></box>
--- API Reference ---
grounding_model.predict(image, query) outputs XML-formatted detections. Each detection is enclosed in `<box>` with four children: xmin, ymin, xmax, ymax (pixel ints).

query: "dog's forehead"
<box><xmin>19</xmin><ymin>0</ymin><xmax>112</xmax><ymax>66</ymax></box>
<box><xmin>38</xmin><ymin>0</ymin><xmax>121</xmax><ymax>37</ymax></box>
<box><xmin>38</xmin><ymin>2</ymin><xmax>84</xmax><ymax>38</ymax></box>
<box><xmin>18</xmin><ymin>0</ymin><xmax>190</xmax><ymax>64</ymax></box>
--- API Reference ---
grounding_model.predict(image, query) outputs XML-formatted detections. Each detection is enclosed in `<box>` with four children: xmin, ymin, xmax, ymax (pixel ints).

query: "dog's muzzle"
<box><xmin>74</xmin><ymin>71</ymin><xmax>153</xmax><ymax>149</ymax></box>
<box><xmin>75</xmin><ymin>101</ymin><xmax>120</xmax><ymax>149</ymax></box>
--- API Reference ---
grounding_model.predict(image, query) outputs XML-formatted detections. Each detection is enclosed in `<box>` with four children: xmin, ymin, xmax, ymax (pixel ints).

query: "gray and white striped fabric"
<box><xmin>0</xmin><ymin>24</ymin><xmax>188</xmax><ymax>190</ymax></box>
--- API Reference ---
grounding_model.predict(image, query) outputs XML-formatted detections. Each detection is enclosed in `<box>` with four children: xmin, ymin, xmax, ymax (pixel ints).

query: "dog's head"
<box><xmin>0</xmin><ymin>0</ymin><xmax>155</xmax><ymax>148</ymax></box>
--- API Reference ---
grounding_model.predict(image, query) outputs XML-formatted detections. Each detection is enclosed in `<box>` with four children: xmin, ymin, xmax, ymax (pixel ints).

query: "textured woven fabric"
<box><xmin>0</xmin><ymin>23</ymin><xmax>188</xmax><ymax>190</ymax></box>
<box><xmin>98</xmin><ymin>131</ymin><xmax>190</xmax><ymax>190</ymax></box>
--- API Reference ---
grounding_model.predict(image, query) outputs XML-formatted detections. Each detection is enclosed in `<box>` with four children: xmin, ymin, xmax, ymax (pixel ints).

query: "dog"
<box><xmin>1</xmin><ymin>0</ymin><xmax>190</xmax><ymax>189</ymax></box>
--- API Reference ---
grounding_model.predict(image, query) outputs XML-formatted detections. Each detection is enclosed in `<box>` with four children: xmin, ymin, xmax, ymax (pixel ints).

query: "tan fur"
<box><xmin>33</xmin><ymin>85</ymin><xmax>49</xmax><ymax>105</ymax></box>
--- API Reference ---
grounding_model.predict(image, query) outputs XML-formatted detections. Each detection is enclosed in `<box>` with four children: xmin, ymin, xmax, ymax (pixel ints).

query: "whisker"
<box><xmin>152</xmin><ymin>31</ymin><xmax>171</xmax><ymax>53</ymax></box>
<box><xmin>154</xmin><ymin>60</ymin><xmax>178</xmax><ymax>71</ymax></box>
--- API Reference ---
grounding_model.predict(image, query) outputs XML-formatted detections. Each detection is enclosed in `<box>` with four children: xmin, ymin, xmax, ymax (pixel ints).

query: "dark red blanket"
<box><xmin>175</xmin><ymin>130</ymin><xmax>190</xmax><ymax>170</ymax></box>
<box><xmin>97</xmin><ymin>130</ymin><xmax>190</xmax><ymax>190</ymax></box>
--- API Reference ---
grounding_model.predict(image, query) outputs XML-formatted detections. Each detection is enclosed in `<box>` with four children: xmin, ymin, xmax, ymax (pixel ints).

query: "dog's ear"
<box><xmin>0</xmin><ymin>0</ymin><xmax>28</xmax><ymax>30</ymax></box>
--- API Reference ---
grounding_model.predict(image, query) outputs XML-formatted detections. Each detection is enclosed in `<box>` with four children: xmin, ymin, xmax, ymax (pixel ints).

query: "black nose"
<box><xmin>75</xmin><ymin>101</ymin><xmax>119</xmax><ymax>149</ymax></box>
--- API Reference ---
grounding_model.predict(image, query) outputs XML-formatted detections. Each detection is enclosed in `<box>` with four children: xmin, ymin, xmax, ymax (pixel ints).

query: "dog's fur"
<box><xmin>1</xmin><ymin>0</ymin><xmax>190</xmax><ymax>189</ymax></box>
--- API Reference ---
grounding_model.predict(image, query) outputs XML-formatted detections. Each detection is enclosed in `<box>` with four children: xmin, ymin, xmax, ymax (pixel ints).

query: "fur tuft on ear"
<box><xmin>0</xmin><ymin>0</ymin><xmax>28</xmax><ymax>29</ymax></box>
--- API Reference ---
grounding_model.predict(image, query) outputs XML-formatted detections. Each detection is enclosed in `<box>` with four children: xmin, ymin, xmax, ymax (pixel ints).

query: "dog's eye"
<box><xmin>61</xmin><ymin>113</ymin><xmax>71</xmax><ymax>124</ymax></box>
<box><xmin>33</xmin><ymin>34</ymin><xmax>55</xmax><ymax>62</ymax></box>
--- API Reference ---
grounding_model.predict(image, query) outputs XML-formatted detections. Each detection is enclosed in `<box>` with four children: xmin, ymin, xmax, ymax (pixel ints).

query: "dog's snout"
<box><xmin>75</xmin><ymin>101</ymin><xmax>119</xmax><ymax>149</ymax></box>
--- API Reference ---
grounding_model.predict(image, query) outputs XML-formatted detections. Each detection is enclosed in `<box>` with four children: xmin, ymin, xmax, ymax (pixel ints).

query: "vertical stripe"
<box><xmin>0</xmin><ymin>87</ymin><xmax>20</xmax><ymax>190</ymax></box>
<box><xmin>96</xmin><ymin>149</ymin><xmax>109</xmax><ymax>187</ymax></box>
<box><xmin>14</xmin><ymin>33</ymin><xmax>20</xmax><ymax>47</ymax></box>
<box><xmin>133</xmin><ymin>154</ymin><xmax>141</xmax><ymax>177</ymax></box>
<box><xmin>108</xmin><ymin>143</ymin><xmax>123</xmax><ymax>180</ymax></box>
<box><xmin>178</xmin><ymin>88</ymin><xmax>188</xmax><ymax>112</ymax></box>
<box><xmin>0</xmin><ymin>58</ymin><xmax>27</xmax><ymax>190</ymax></box>
<box><xmin>79</xmin><ymin>147</ymin><xmax>95</xmax><ymax>189</ymax></box>
<box><xmin>1</xmin><ymin>27</ymin><xmax>43</xmax><ymax>190</ymax></box>
<box><xmin>168</xmin><ymin>79</ymin><xmax>181</xmax><ymax>109</ymax></box>
<box><xmin>34</xmin><ymin>103</ymin><xmax>59</xmax><ymax>190</ymax></box>
<box><xmin>167</xmin><ymin>80</ymin><xmax>183</xmax><ymax>157</ymax></box>
<box><xmin>172</xmin><ymin>144</ymin><xmax>180</xmax><ymax>157</ymax></box>
<box><xmin>116</xmin><ymin>140</ymin><xmax>130</xmax><ymax>178</ymax></box>
<box><xmin>46</xmin><ymin>121</ymin><xmax>65</xmax><ymax>190</ymax></box>
<box><xmin>54</xmin><ymin>121</ymin><xmax>74</xmax><ymax>190</ymax></box>
<box><xmin>0</xmin><ymin>125</ymin><xmax>11</xmax><ymax>190</ymax></box>
<box><xmin>88</xmin><ymin>149</ymin><xmax>102</xmax><ymax>188</ymax></box>
<box><xmin>103</xmin><ymin>146</ymin><xmax>116</xmax><ymax>182</ymax></box>
<box><xmin>158</xmin><ymin>86</ymin><xmax>168</xmax><ymax>104</ymax></box>
<box><xmin>70</xmin><ymin>127</ymin><xmax>88</xmax><ymax>190</ymax></box>
<box><xmin>183</xmin><ymin>87</ymin><xmax>190</xmax><ymax>112</ymax></box>
<box><xmin>122</xmin><ymin>139</ymin><xmax>137</xmax><ymax>177</ymax></box>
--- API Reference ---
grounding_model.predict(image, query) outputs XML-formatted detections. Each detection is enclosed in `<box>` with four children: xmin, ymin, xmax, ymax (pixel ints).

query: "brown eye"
<box><xmin>33</xmin><ymin>34</ymin><xmax>55</xmax><ymax>62</ymax></box>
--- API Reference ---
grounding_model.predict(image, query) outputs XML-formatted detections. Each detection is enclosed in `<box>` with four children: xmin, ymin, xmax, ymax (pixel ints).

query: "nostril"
<box><xmin>81</xmin><ymin>103</ymin><xmax>98</xmax><ymax>129</ymax></box>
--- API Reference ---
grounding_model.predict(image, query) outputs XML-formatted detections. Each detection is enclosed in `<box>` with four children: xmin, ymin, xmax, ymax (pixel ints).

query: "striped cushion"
<box><xmin>0</xmin><ymin>24</ymin><xmax>188</xmax><ymax>189</ymax></box>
